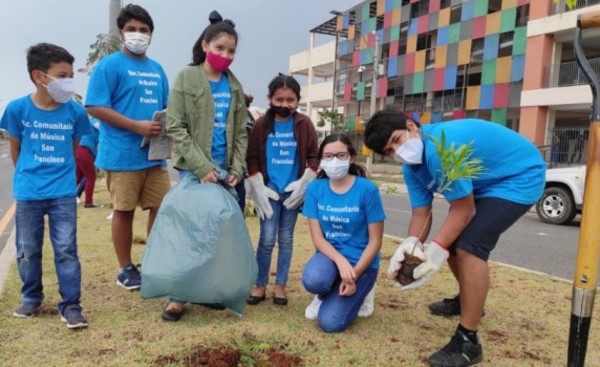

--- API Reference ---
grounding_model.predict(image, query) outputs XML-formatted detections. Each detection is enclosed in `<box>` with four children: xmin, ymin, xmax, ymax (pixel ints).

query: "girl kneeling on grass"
<box><xmin>301</xmin><ymin>134</ymin><xmax>386</xmax><ymax>332</ymax></box>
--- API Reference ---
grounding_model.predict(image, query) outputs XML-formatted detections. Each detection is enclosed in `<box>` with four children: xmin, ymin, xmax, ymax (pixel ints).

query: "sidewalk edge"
<box><xmin>0</xmin><ymin>228</ymin><xmax>16</xmax><ymax>295</ymax></box>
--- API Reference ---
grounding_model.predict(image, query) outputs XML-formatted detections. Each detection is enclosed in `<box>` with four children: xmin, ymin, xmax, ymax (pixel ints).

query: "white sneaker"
<box><xmin>305</xmin><ymin>295</ymin><xmax>322</xmax><ymax>320</ymax></box>
<box><xmin>358</xmin><ymin>284</ymin><xmax>376</xmax><ymax>317</ymax></box>
<box><xmin>106</xmin><ymin>211</ymin><xmax>114</xmax><ymax>220</ymax></box>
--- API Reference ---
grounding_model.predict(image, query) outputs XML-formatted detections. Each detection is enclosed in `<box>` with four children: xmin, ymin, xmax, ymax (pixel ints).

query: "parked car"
<box><xmin>536</xmin><ymin>165</ymin><xmax>586</xmax><ymax>225</ymax></box>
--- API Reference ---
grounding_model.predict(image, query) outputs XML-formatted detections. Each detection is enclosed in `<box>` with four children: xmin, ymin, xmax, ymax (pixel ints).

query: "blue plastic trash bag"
<box><xmin>140</xmin><ymin>174</ymin><xmax>257</xmax><ymax>315</ymax></box>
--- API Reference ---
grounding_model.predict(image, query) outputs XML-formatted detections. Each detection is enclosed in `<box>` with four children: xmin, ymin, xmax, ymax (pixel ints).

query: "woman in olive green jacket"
<box><xmin>163</xmin><ymin>11</ymin><xmax>247</xmax><ymax>321</ymax></box>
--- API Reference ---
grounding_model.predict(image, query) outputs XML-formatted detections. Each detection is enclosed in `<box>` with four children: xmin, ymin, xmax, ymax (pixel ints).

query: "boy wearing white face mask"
<box><xmin>86</xmin><ymin>4</ymin><xmax>170</xmax><ymax>291</ymax></box>
<box><xmin>301</xmin><ymin>134</ymin><xmax>386</xmax><ymax>332</ymax></box>
<box><xmin>364</xmin><ymin>108</ymin><xmax>545</xmax><ymax>367</ymax></box>
<box><xmin>0</xmin><ymin>43</ymin><xmax>91</xmax><ymax>329</ymax></box>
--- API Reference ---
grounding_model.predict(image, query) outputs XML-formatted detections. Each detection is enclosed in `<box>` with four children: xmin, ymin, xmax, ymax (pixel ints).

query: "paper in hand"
<box><xmin>140</xmin><ymin>109</ymin><xmax>172</xmax><ymax>161</ymax></box>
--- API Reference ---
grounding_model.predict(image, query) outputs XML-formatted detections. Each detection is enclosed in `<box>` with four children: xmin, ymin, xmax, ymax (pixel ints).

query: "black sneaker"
<box><xmin>429</xmin><ymin>295</ymin><xmax>486</xmax><ymax>317</ymax></box>
<box><xmin>428</xmin><ymin>330</ymin><xmax>483</xmax><ymax>367</ymax></box>
<box><xmin>13</xmin><ymin>302</ymin><xmax>42</xmax><ymax>318</ymax></box>
<box><xmin>117</xmin><ymin>263</ymin><xmax>142</xmax><ymax>290</ymax></box>
<box><xmin>429</xmin><ymin>295</ymin><xmax>461</xmax><ymax>316</ymax></box>
<box><xmin>60</xmin><ymin>304</ymin><xmax>88</xmax><ymax>329</ymax></box>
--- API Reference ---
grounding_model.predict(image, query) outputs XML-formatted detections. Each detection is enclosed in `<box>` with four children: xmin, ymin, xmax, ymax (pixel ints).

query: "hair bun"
<box><xmin>209</xmin><ymin>10</ymin><xmax>222</xmax><ymax>24</ymax></box>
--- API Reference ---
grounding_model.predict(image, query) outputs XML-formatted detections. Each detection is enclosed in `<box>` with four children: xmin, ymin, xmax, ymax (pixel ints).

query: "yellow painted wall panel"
<box><xmin>486</xmin><ymin>12</ymin><xmax>501</xmax><ymax>35</ymax></box>
<box><xmin>415</xmin><ymin>50</ymin><xmax>426</xmax><ymax>72</ymax></box>
<box><xmin>348</xmin><ymin>24</ymin><xmax>355</xmax><ymax>40</ymax></box>
<box><xmin>466</xmin><ymin>86</ymin><xmax>481</xmax><ymax>110</ymax></box>
<box><xmin>435</xmin><ymin>45</ymin><xmax>448</xmax><ymax>69</ymax></box>
<box><xmin>377</xmin><ymin>0</ymin><xmax>385</xmax><ymax>15</ymax></box>
<box><xmin>438</xmin><ymin>8</ymin><xmax>450</xmax><ymax>27</ymax></box>
<box><xmin>407</xmin><ymin>35</ymin><xmax>417</xmax><ymax>53</ymax></box>
<box><xmin>502</xmin><ymin>0</ymin><xmax>517</xmax><ymax>9</ymax></box>
<box><xmin>496</xmin><ymin>56</ymin><xmax>512</xmax><ymax>83</ymax></box>
<box><xmin>336</xmin><ymin>15</ymin><xmax>343</xmax><ymax>32</ymax></box>
<box><xmin>392</xmin><ymin>9</ymin><xmax>401</xmax><ymax>25</ymax></box>
<box><xmin>360</xmin><ymin>35</ymin><xmax>368</xmax><ymax>49</ymax></box>
<box><xmin>458</xmin><ymin>40</ymin><xmax>472</xmax><ymax>65</ymax></box>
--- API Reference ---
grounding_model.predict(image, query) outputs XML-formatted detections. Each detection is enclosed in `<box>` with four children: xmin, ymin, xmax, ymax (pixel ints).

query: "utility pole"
<box><xmin>366</xmin><ymin>30</ymin><xmax>379</xmax><ymax>173</ymax></box>
<box><xmin>109</xmin><ymin>0</ymin><xmax>121</xmax><ymax>36</ymax></box>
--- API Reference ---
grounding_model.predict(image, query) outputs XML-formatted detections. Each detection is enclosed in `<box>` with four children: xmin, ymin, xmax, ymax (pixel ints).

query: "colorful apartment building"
<box><xmin>289</xmin><ymin>0</ymin><xmax>600</xmax><ymax>166</ymax></box>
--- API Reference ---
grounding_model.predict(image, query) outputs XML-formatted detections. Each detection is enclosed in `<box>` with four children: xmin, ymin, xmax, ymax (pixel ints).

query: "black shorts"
<box><xmin>450</xmin><ymin>197</ymin><xmax>532</xmax><ymax>261</ymax></box>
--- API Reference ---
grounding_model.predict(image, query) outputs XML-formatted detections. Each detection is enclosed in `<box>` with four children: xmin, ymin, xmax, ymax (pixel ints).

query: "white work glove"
<box><xmin>247</xmin><ymin>173</ymin><xmax>280</xmax><ymax>220</ymax></box>
<box><xmin>283</xmin><ymin>168</ymin><xmax>317</xmax><ymax>210</ymax></box>
<box><xmin>387</xmin><ymin>237</ymin><xmax>424</xmax><ymax>285</ymax></box>
<box><xmin>401</xmin><ymin>240</ymin><xmax>449</xmax><ymax>291</ymax></box>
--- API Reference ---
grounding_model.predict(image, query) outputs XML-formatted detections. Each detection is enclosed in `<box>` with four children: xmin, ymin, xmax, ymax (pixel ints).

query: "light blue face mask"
<box><xmin>393</xmin><ymin>129</ymin><xmax>424</xmax><ymax>165</ymax></box>
<box><xmin>44</xmin><ymin>74</ymin><xmax>76</xmax><ymax>104</ymax></box>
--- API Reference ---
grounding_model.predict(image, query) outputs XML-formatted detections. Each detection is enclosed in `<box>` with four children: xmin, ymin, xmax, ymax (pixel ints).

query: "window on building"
<box><xmin>450</xmin><ymin>5</ymin><xmax>462</xmax><ymax>24</ymax></box>
<box><xmin>440</xmin><ymin>0</ymin><xmax>451</xmax><ymax>10</ymax></box>
<box><xmin>488</xmin><ymin>0</ymin><xmax>502</xmax><ymax>13</ymax></box>
<box><xmin>498</xmin><ymin>31</ymin><xmax>514</xmax><ymax>58</ymax></box>
<box><xmin>410</xmin><ymin>0</ymin><xmax>430</xmax><ymax>18</ymax></box>
<box><xmin>516</xmin><ymin>4</ymin><xmax>530</xmax><ymax>27</ymax></box>
<box><xmin>471</xmin><ymin>38</ymin><xmax>484</xmax><ymax>63</ymax></box>
<box><xmin>401</xmin><ymin>0</ymin><xmax>411</xmax><ymax>6</ymax></box>
<box><xmin>399</xmin><ymin>37</ymin><xmax>407</xmax><ymax>55</ymax></box>
<box><xmin>417</xmin><ymin>33</ymin><xmax>433</xmax><ymax>51</ymax></box>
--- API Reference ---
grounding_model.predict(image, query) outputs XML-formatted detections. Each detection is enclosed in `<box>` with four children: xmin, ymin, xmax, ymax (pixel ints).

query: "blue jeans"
<box><xmin>302</xmin><ymin>252</ymin><xmax>378</xmax><ymax>333</ymax></box>
<box><xmin>255</xmin><ymin>193</ymin><xmax>299</xmax><ymax>287</ymax></box>
<box><xmin>15</xmin><ymin>197</ymin><xmax>81</xmax><ymax>314</ymax></box>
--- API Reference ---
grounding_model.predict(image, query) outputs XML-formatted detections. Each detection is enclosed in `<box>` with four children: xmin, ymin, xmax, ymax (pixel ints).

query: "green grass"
<box><xmin>0</xmin><ymin>185</ymin><xmax>599</xmax><ymax>366</ymax></box>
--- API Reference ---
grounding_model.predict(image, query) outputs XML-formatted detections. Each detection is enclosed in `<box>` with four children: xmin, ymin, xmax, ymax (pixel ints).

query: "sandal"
<box><xmin>161</xmin><ymin>303</ymin><xmax>184</xmax><ymax>322</ymax></box>
<box><xmin>273</xmin><ymin>296</ymin><xmax>288</xmax><ymax>306</ymax></box>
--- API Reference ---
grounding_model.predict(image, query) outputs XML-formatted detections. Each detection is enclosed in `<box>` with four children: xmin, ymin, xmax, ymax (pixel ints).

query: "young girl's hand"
<box><xmin>338</xmin><ymin>280</ymin><xmax>356</xmax><ymax>296</ymax></box>
<box><xmin>200</xmin><ymin>170</ymin><xmax>218</xmax><ymax>184</ymax></box>
<box><xmin>226</xmin><ymin>174</ymin><xmax>238</xmax><ymax>187</ymax></box>
<box><xmin>335</xmin><ymin>258</ymin><xmax>357</xmax><ymax>284</ymax></box>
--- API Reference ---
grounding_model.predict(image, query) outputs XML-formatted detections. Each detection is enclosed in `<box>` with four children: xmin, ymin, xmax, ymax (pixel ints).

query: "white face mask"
<box><xmin>43</xmin><ymin>74</ymin><xmax>76</xmax><ymax>104</ymax></box>
<box><xmin>320</xmin><ymin>158</ymin><xmax>350</xmax><ymax>180</ymax></box>
<box><xmin>123</xmin><ymin>32</ymin><xmax>151</xmax><ymax>55</ymax></box>
<box><xmin>394</xmin><ymin>129</ymin><xmax>424</xmax><ymax>165</ymax></box>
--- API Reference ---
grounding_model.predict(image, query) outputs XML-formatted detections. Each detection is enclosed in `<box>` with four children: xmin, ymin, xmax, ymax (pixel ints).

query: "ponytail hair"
<box><xmin>190</xmin><ymin>10</ymin><xmax>237</xmax><ymax>66</ymax></box>
<box><xmin>317</xmin><ymin>133</ymin><xmax>367</xmax><ymax>179</ymax></box>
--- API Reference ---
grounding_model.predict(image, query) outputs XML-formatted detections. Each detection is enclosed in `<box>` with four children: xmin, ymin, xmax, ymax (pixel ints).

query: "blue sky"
<box><xmin>0</xmin><ymin>0</ymin><xmax>356</xmax><ymax>112</ymax></box>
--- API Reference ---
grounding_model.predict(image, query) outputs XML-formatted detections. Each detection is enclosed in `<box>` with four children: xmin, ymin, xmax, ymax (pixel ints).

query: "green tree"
<box><xmin>555</xmin><ymin>0</ymin><xmax>578</xmax><ymax>10</ymax></box>
<box><xmin>317</xmin><ymin>109</ymin><xmax>343</xmax><ymax>132</ymax></box>
<box><xmin>78</xmin><ymin>33</ymin><xmax>121</xmax><ymax>75</ymax></box>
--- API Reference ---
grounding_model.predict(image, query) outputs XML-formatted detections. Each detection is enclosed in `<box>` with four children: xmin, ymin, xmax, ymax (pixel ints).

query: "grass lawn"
<box><xmin>0</xmin><ymin>184</ymin><xmax>599</xmax><ymax>366</ymax></box>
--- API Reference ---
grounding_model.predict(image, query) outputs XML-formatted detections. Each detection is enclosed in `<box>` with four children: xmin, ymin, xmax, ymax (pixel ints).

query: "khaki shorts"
<box><xmin>106</xmin><ymin>166</ymin><xmax>171</xmax><ymax>211</ymax></box>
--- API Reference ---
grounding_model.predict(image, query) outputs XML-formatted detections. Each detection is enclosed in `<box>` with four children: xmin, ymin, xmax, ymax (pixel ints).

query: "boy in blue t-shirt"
<box><xmin>364</xmin><ymin>108</ymin><xmax>546</xmax><ymax>367</ymax></box>
<box><xmin>85</xmin><ymin>4</ymin><xmax>170</xmax><ymax>291</ymax></box>
<box><xmin>0</xmin><ymin>43</ymin><xmax>91</xmax><ymax>329</ymax></box>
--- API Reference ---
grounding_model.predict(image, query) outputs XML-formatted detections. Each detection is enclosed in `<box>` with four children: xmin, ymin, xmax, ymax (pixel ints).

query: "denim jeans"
<box><xmin>255</xmin><ymin>193</ymin><xmax>299</xmax><ymax>287</ymax></box>
<box><xmin>302</xmin><ymin>252</ymin><xmax>378</xmax><ymax>333</ymax></box>
<box><xmin>15</xmin><ymin>197</ymin><xmax>81</xmax><ymax>314</ymax></box>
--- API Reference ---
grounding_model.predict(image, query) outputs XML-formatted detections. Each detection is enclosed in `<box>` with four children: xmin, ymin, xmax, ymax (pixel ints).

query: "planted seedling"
<box><xmin>396</xmin><ymin>130</ymin><xmax>484</xmax><ymax>285</ymax></box>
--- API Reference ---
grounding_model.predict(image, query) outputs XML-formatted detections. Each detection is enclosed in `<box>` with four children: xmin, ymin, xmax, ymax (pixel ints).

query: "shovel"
<box><xmin>568</xmin><ymin>9</ymin><xmax>600</xmax><ymax>367</ymax></box>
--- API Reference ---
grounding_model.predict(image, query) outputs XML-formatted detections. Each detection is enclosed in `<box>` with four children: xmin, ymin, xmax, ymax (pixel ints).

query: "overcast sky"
<box><xmin>0</xmin><ymin>0</ymin><xmax>356</xmax><ymax>113</ymax></box>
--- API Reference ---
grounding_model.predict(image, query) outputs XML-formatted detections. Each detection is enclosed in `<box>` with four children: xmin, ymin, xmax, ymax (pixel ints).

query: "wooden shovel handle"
<box><xmin>579</xmin><ymin>10</ymin><xmax>600</xmax><ymax>29</ymax></box>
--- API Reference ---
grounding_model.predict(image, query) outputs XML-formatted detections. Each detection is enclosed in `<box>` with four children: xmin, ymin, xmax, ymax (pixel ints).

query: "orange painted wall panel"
<box><xmin>438</xmin><ymin>8</ymin><xmax>450</xmax><ymax>27</ymax></box>
<box><xmin>496</xmin><ymin>56</ymin><xmax>512</xmax><ymax>83</ymax></box>
<box><xmin>435</xmin><ymin>45</ymin><xmax>448</xmax><ymax>69</ymax></box>
<box><xmin>523</xmin><ymin>34</ymin><xmax>554</xmax><ymax>90</ymax></box>
<box><xmin>486</xmin><ymin>12</ymin><xmax>501</xmax><ymax>35</ymax></box>
<box><xmin>458</xmin><ymin>40</ymin><xmax>472</xmax><ymax>65</ymax></box>
<box><xmin>407</xmin><ymin>35</ymin><xmax>417</xmax><ymax>53</ymax></box>
<box><xmin>348</xmin><ymin>24</ymin><xmax>355</xmax><ymax>40</ymax></box>
<box><xmin>519</xmin><ymin>106</ymin><xmax>547</xmax><ymax>146</ymax></box>
<box><xmin>392</xmin><ymin>9</ymin><xmax>401</xmax><ymax>25</ymax></box>
<box><xmin>502</xmin><ymin>0</ymin><xmax>517</xmax><ymax>9</ymax></box>
<box><xmin>466</xmin><ymin>86</ymin><xmax>481</xmax><ymax>110</ymax></box>
<box><xmin>415</xmin><ymin>50</ymin><xmax>426</xmax><ymax>72</ymax></box>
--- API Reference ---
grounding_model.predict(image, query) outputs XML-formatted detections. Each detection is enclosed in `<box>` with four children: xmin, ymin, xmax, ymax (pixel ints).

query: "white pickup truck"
<box><xmin>535</xmin><ymin>166</ymin><xmax>586</xmax><ymax>225</ymax></box>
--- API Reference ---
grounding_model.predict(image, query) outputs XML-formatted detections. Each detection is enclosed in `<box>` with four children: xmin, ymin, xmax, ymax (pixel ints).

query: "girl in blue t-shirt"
<box><xmin>162</xmin><ymin>11</ymin><xmax>248</xmax><ymax>322</ymax></box>
<box><xmin>246</xmin><ymin>74</ymin><xmax>319</xmax><ymax>306</ymax></box>
<box><xmin>301</xmin><ymin>134</ymin><xmax>386</xmax><ymax>333</ymax></box>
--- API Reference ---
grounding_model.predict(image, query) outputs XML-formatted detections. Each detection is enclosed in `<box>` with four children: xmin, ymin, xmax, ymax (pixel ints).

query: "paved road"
<box><xmin>380</xmin><ymin>191</ymin><xmax>597</xmax><ymax>283</ymax></box>
<box><xmin>0</xmin><ymin>142</ymin><xmax>15</xmax><ymax>254</ymax></box>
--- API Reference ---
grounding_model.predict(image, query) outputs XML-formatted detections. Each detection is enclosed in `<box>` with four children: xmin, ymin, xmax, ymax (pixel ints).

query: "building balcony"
<box><xmin>552</xmin><ymin>0</ymin><xmax>600</xmax><ymax>14</ymax></box>
<box><xmin>289</xmin><ymin>41</ymin><xmax>335</xmax><ymax>78</ymax></box>
<box><xmin>299</xmin><ymin>80</ymin><xmax>333</xmax><ymax>108</ymax></box>
<box><xmin>544</xmin><ymin>58</ymin><xmax>600</xmax><ymax>88</ymax></box>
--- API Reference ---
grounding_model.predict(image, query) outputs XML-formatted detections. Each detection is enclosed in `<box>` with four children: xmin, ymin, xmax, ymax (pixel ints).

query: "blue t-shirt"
<box><xmin>0</xmin><ymin>95</ymin><xmax>91</xmax><ymax>200</ymax></box>
<box><xmin>85</xmin><ymin>51</ymin><xmax>169</xmax><ymax>170</ymax></box>
<box><xmin>302</xmin><ymin>176</ymin><xmax>386</xmax><ymax>270</ymax></box>
<box><xmin>79</xmin><ymin>117</ymin><xmax>100</xmax><ymax>156</ymax></box>
<box><xmin>209</xmin><ymin>74</ymin><xmax>231</xmax><ymax>170</ymax></box>
<box><xmin>404</xmin><ymin>119</ymin><xmax>546</xmax><ymax>208</ymax></box>
<box><xmin>266</xmin><ymin>117</ymin><xmax>300</xmax><ymax>193</ymax></box>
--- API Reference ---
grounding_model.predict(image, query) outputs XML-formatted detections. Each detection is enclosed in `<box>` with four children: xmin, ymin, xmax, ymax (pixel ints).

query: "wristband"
<box><xmin>432</xmin><ymin>240</ymin><xmax>448</xmax><ymax>251</ymax></box>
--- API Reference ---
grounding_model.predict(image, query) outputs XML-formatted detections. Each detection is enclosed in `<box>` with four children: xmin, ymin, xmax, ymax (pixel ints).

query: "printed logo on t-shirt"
<box><xmin>318</xmin><ymin>202</ymin><xmax>360</xmax><ymax>240</ymax></box>
<box><xmin>127</xmin><ymin>69</ymin><xmax>162</xmax><ymax>105</ymax></box>
<box><xmin>23</xmin><ymin>119</ymin><xmax>73</xmax><ymax>164</ymax></box>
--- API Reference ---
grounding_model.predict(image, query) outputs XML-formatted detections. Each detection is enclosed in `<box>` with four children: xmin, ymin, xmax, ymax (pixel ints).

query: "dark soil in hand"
<box><xmin>396</xmin><ymin>254</ymin><xmax>424</xmax><ymax>286</ymax></box>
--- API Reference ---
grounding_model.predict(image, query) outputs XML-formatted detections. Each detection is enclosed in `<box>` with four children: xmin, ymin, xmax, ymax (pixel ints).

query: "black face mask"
<box><xmin>270</xmin><ymin>104</ymin><xmax>296</xmax><ymax>118</ymax></box>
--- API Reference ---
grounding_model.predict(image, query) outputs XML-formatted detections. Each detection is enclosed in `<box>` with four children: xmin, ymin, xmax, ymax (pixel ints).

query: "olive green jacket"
<box><xmin>166</xmin><ymin>65</ymin><xmax>247</xmax><ymax>180</ymax></box>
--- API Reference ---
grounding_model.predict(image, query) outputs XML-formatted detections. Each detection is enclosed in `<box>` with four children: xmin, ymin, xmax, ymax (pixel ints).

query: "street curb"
<box><xmin>0</xmin><ymin>227</ymin><xmax>16</xmax><ymax>295</ymax></box>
